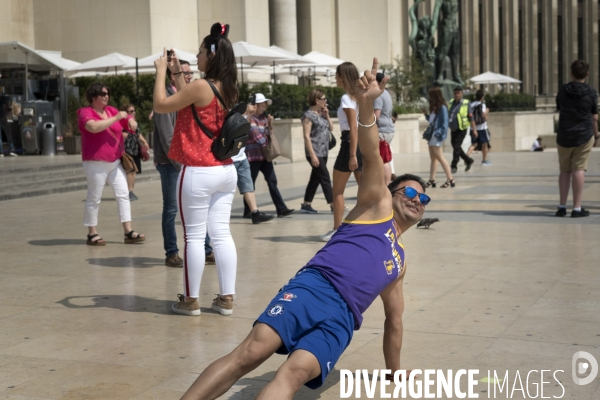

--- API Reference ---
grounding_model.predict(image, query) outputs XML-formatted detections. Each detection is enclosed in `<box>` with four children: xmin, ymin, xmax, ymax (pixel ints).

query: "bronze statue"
<box><xmin>409</xmin><ymin>0</ymin><xmax>463</xmax><ymax>86</ymax></box>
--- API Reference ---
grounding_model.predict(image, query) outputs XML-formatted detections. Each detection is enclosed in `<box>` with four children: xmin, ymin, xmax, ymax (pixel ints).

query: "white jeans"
<box><xmin>83</xmin><ymin>160</ymin><xmax>131</xmax><ymax>227</ymax></box>
<box><xmin>178</xmin><ymin>165</ymin><xmax>238</xmax><ymax>298</ymax></box>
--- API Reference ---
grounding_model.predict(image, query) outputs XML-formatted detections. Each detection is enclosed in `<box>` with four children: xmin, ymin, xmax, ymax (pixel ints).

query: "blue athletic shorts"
<box><xmin>476</xmin><ymin>129</ymin><xmax>490</xmax><ymax>144</ymax></box>
<box><xmin>255</xmin><ymin>268</ymin><xmax>354</xmax><ymax>389</ymax></box>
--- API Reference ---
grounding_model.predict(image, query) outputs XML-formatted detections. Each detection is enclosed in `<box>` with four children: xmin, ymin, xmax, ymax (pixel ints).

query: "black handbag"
<box><xmin>190</xmin><ymin>80</ymin><xmax>250</xmax><ymax>160</ymax></box>
<box><xmin>328</xmin><ymin>131</ymin><xmax>337</xmax><ymax>150</ymax></box>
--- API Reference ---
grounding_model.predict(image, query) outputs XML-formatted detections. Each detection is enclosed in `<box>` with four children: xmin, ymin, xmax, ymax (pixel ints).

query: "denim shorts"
<box><xmin>234</xmin><ymin>159</ymin><xmax>254</xmax><ymax>194</ymax></box>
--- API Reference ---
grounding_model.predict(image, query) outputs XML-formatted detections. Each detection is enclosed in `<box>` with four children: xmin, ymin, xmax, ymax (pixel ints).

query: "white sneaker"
<box><xmin>9</xmin><ymin>152</ymin><xmax>17</xmax><ymax>157</ymax></box>
<box><xmin>320</xmin><ymin>229</ymin><xmax>336</xmax><ymax>242</ymax></box>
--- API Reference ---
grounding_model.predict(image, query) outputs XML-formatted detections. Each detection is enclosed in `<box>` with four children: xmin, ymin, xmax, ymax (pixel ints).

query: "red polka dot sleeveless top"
<box><xmin>168</xmin><ymin>96</ymin><xmax>233</xmax><ymax>167</ymax></box>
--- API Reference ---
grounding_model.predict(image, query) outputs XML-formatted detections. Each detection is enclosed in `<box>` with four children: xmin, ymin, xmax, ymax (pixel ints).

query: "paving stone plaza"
<box><xmin>0</xmin><ymin>150</ymin><xmax>599</xmax><ymax>399</ymax></box>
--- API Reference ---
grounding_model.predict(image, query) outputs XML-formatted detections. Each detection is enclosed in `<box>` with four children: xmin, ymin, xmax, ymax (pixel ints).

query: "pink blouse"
<box><xmin>77</xmin><ymin>106</ymin><xmax>130</xmax><ymax>162</ymax></box>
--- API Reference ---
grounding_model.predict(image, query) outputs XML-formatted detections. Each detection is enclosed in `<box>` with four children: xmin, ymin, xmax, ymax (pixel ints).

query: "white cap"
<box><xmin>253</xmin><ymin>93</ymin><xmax>272</xmax><ymax>105</ymax></box>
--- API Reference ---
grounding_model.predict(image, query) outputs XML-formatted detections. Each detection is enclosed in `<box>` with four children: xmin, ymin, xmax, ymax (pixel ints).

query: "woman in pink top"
<box><xmin>78</xmin><ymin>83</ymin><xmax>145</xmax><ymax>246</ymax></box>
<box><xmin>153</xmin><ymin>23</ymin><xmax>239</xmax><ymax>317</ymax></box>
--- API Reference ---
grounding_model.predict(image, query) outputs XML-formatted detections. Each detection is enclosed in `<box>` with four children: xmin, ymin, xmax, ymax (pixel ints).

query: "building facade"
<box><xmin>1</xmin><ymin>0</ymin><xmax>598</xmax><ymax>96</ymax></box>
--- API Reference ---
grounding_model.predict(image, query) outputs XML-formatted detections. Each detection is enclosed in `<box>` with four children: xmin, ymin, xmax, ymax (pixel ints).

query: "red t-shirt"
<box><xmin>168</xmin><ymin>96</ymin><xmax>232</xmax><ymax>167</ymax></box>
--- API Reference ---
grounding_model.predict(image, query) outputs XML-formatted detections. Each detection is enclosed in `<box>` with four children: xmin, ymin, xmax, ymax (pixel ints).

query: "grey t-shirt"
<box><xmin>301</xmin><ymin>110</ymin><xmax>330</xmax><ymax>158</ymax></box>
<box><xmin>374</xmin><ymin>90</ymin><xmax>395</xmax><ymax>134</ymax></box>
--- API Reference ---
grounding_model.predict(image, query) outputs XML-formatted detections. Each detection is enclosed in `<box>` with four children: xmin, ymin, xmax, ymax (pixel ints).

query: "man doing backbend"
<box><xmin>181</xmin><ymin>58</ymin><xmax>430</xmax><ymax>400</ymax></box>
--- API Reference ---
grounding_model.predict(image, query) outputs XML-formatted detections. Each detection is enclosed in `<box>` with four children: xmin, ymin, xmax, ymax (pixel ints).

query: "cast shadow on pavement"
<box><xmin>57</xmin><ymin>295</ymin><xmax>173</xmax><ymax>314</ymax></box>
<box><xmin>227</xmin><ymin>369</ymin><xmax>340</xmax><ymax>399</ymax></box>
<box><xmin>29</xmin><ymin>239</ymin><xmax>121</xmax><ymax>246</ymax></box>
<box><xmin>57</xmin><ymin>294</ymin><xmax>221</xmax><ymax>316</ymax></box>
<box><xmin>254</xmin><ymin>235</ymin><xmax>322</xmax><ymax>244</ymax></box>
<box><xmin>86</xmin><ymin>256</ymin><xmax>165</xmax><ymax>268</ymax></box>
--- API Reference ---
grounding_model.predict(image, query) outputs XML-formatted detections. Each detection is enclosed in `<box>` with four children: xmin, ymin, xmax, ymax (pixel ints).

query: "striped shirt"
<box><xmin>245</xmin><ymin>114</ymin><xmax>269</xmax><ymax>162</ymax></box>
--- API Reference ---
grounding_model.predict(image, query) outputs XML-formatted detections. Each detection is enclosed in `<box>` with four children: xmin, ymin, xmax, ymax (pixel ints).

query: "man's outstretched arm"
<box><xmin>350</xmin><ymin>58</ymin><xmax>392</xmax><ymax>218</ymax></box>
<box><xmin>380</xmin><ymin>276</ymin><xmax>405</xmax><ymax>373</ymax></box>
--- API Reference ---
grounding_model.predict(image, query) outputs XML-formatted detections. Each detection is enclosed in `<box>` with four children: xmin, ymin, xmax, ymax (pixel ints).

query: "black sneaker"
<box><xmin>300</xmin><ymin>204</ymin><xmax>319</xmax><ymax>214</ymax></box>
<box><xmin>129</xmin><ymin>191</ymin><xmax>138</xmax><ymax>201</ymax></box>
<box><xmin>252</xmin><ymin>211</ymin><xmax>274</xmax><ymax>224</ymax></box>
<box><xmin>555</xmin><ymin>207</ymin><xmax>567</xmax><ymax>217</ymax></box>
<box><xmin>571</xmin><ymin>208</ymin><xmax>590</xmax><ymax>218</ymax></box>
<box><xmin>243</xmin><ymin>211</ymin><xmax>252</xmax><ymax>219</ymax></box>
<box><xmin>451</xmin><ymin>167</ymin><xmax>457</xmax><ymax>174</ymax></box>
<box><xmin>277</xmin><ymin>208</ymin><xmax>295</xmax><ymax>217</ymax></box>
<box><xmin>465</xmin><ymin>159</ymin><xmax>474</xmax><ymax>171</ymax></box>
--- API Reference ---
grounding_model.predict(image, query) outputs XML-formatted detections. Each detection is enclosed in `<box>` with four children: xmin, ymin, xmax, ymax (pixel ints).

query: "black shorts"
<box><xmin>333</xmin><ymin>131</ymin><xmax>363</xmax><ymax>172</ymax></box>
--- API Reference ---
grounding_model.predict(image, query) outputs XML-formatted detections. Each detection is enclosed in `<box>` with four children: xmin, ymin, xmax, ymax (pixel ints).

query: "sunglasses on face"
<box><xmin>98</xmin><ymin>92</ymin><xmax>109</xmax><ymax>97</ymax></box>
<box><xmin>391</xmin><ymin>186</ymin><xmax>430</xmax><ymax>206</ymax></box>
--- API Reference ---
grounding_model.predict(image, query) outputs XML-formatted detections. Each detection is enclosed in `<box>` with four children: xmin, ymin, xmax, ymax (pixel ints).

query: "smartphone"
<box><xmin>167</xmin><ymin>50</ymin><xmax>172</xmax><ymax>62</ymax></box>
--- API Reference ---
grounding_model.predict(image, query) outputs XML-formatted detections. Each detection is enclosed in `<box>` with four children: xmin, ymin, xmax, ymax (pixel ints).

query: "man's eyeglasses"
<box><xmin>391</xmin><ymin>186</ymin><xmax>430</xmax><ymax>206</ymax></box>
<box><xmin>99</xmin><ymin>92</ymin><xmax>109</xmax><ymax>97</ymax></box>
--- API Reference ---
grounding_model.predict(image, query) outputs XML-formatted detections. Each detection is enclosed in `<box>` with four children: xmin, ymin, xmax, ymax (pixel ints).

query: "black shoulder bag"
<box><xmin>190</xmin><ymin>80</ymin><xmax>250</xmax><ymax>160</ymax></box>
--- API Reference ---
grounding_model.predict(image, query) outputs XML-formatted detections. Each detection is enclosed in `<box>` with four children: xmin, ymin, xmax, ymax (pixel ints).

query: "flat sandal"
<box><xmin>124</xmin><ymin>231</ymin><xmax>145</xmax><ymax>244</ymax></box>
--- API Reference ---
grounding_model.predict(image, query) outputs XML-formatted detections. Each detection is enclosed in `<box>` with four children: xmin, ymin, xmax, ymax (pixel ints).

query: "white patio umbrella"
<box><xmin>232</xmin><ymin>41</ymin><xmax>290</xmax><ymax>84</ymax></box>
<box><xmin>469</xmin><ymin>71</ymin><xmax>521</xmax><ymax>84</ymax></box>
<box><xmin>67</xmin><ymin>52</ymin><xmax>135</xmax><ymax>75</ymax></box>
<box><xmin>302</xmin><ymin>51</ymin><xmax>345</xmax><ymax>67</ymax></box>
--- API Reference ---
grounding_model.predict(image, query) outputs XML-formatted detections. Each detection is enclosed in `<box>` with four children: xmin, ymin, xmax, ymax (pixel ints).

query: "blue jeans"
<box><xmin>157</xmin><ymin>163</ymin><xmax>213</xmax><ymax>257</ymax></box>
<box><xmin>157</xmin><ymin>163</ymin><xmax>180</xmax><ymax>257</ymax></box>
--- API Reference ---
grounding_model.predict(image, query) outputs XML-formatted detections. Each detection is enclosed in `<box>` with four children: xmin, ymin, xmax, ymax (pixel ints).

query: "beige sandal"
<box><xmin>124</xmin><ymin>231</ymin><xmax>145</xmax><ymax>244</ymax></box>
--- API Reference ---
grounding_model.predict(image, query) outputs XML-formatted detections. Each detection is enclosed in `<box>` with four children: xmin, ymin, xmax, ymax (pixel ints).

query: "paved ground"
<box><xmin>1</xmin><ymin>150</ymin><xmax>599</xmax><ymax>399</ymax></box>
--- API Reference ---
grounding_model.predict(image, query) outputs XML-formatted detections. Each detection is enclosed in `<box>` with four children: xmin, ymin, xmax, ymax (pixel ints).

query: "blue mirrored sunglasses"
<box><xmin>391</xmin><ymin>186</ymin><xmax>430</xmax><ymax>206</ymax></box>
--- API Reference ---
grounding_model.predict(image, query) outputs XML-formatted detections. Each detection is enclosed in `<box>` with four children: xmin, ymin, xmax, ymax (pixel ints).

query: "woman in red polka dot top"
<box><xmin>153</xmin><ymin>23</ymin><xmax>239</xmax><ymax>317</ymax></box>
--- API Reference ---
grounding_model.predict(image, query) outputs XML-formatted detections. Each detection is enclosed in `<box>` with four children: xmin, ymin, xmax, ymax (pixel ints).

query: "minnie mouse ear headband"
<box><xmin>209</xmin><ymin>23</ymin><xmax>230</xmax><ymax>53</ymax></box>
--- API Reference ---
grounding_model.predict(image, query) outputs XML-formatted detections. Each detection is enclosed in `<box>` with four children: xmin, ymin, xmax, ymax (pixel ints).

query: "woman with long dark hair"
<box><xmin>153</xmin><ymin>23</ymin><xmax>239</xmax><ymax>317</ymax></box>
<box><xmin>423</xmin><ymin>87</ymin><xmax>454</xmax><ymax>188</ymax></box>
<box><xmin>320</xmin><ymin>62</ymin><xmax>361</xmax><ymax>241</ymax></box>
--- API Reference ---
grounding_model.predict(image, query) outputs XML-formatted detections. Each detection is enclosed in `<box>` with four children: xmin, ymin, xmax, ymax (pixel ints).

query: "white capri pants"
<box><xmin>178</xmin><ymin>164</ymin><xmax>238</xmax><ymax>298</ymax></box>
<box><xmin>83</xmin><ymin>159</ymin><xmax>131</xmax><ymax>226</ymax></box>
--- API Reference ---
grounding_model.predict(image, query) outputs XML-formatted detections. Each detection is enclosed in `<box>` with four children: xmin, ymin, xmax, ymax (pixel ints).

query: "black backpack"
<box><xmin>472</xmin><ymin>102</ymin><xmax>486</xmax><ymax>125</ymax></box>
<box><xmin>190</xmin><ymin>80</ymin><xmax>249</xmax><ymax>161</ymax></box>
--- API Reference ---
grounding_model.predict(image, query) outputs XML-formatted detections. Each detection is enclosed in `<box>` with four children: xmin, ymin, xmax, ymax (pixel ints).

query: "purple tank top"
<box><xmin>301</xmin><ymin>214</ymin><xmax>406</xmax><ymax>330</ymax></box>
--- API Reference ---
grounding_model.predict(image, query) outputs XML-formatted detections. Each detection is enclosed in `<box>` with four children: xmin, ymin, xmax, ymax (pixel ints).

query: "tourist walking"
<box><xmin>78</xmin><ymin>82</ymin><xmax>145</xmax><ymax>246</ymax></box>
<box><xmin>469</xmin><ymin>90</ymin><xmax>492</xmax><ymax>166</ymax></box>
<box><xmin>243</xmin><ymin>93</ymin><xmax>295</xmax><ymax>218</ymax></box>
<box><xmin>153</xmin><ymin>23</ymin><xmax>239</xmax><ymax>316</ymax></box>
<box><xmin>374</xmin><ymin>73</ymin><xmax>395</xmax><ymax>185</ymax></box>
<box><xmin>423</xmin><ymin>87</ymin><xmax>454</xmax><ymax>188</ymax></box>
<box><xmin>300</xmin><ymin>88</ymin><xmax>334</xmax><ymax>214</ymax></box>
<box><xmin>555</xmin><ymin>60</ymin><xmax>599</xmax><ymax>218</ymax></box>
<box><xmin>320</xmin><ymin>62</ymin><xmax>361</xmax><ymax>242</ymax></box>
<box><xmin>447</xmin><ymin>86</ymin><xmax>474</xmax><ymax>173</ymax></box>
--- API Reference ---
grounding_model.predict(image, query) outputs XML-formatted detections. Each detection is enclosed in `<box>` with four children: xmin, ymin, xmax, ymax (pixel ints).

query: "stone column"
<box><xmin>482</xmin><ymin>0</ymin><xmax>499</xmax><ymax>93</ymax></box>
<box><xmin>269</xmin><ymin>0</ymin><xmax>298</xmax><ymax>52</ymax></box>
<box><xmin>399</xmin><ymin>0</ymin><xmax>411</xmax><ymax>60</ymax></box>
<box><xmin>542</xmin><ymin>0</ymin><xmax>559</xmax><ymax>95</ymax></box>
<box><xmin>563</xmin><ymin>0</ymin><xmax>578</xmax><ymax>83</ymax></box>
<box><xmin>584</xmin><ymin>0</ymin><xmax>599</xmax><ymax>90</ymax></box>
<box><xmin>522</xmin><ymin>0</ymin><xmax>538</xmax><ymax>94</ymax></box>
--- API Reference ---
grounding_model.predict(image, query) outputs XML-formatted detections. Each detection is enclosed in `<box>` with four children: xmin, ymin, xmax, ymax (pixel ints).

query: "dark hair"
<box><xmin>202</xmin><ymin>22</ymin><xmax>238</xmax><ymax>109</ymax></box>
<box><xmin>388</xmin><ymin>173</ymin><xmax>427</xmax><ymax>193</ymax></box>
<box><xmin>453</xmin><ymin>86</ymin><xmax>463</xmax><ymax>92</ymax></box>
<box><xmin>571</xmin><ymin>60</ymin><xmax>589</xmax><ymax>80</ymax></box>
<box><xmin>428</xmin><ymin>87</ymin><xmax>447</xmax><ymax>113</ymax></box>
<box><xmin>336</xmin><ymin>62</ymin><xmax>359</xmax><ymax>99</ymax></box>
<box><xmin>392</xmin><ymin>111</ymin><xmax>398</xmax><ymax>118</ymax></box>
<box><xmin>307</xmin><ymin>88</ymin><xmax>325</xmax><ymax>106</ymax></box>
<box><xmin>166</xmin><ymin>59</ymin><xmax>190</xmax><ymax>80</ymax></box>
<box><xmin>475</xmin><ymin>89</ymin><xmax>484</xmax><ymax>100</ymax></box>
<box><xmin>85</xmin><ymin>82</ymin><xmax>109</xmax><ymax>104</ymax></box>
